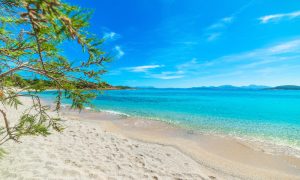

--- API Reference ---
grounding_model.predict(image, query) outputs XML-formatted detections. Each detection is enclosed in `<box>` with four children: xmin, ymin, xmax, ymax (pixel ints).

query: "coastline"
<box><xmin>62</xmin><ymin>108</ymin><xmax>300</xmax><ymax>179</ymax></box>
<box><xmin>39</xmin><ymin>88</ymin><xmax>300</xmax><ymax>154</ymax></box>
<box><xmin>1</xmin><ymin>97</ymin><xmax>300</xmax><ymax>179</ymax></box>
<box><xmin>0</xmin><ymin>97</ymin><xmax>213</xmax><ymax>179</ymax></box>
<box><xmin>70</xmin><ymin>106</ymin><xmax>300</xmax><ymax>159</ymax></box>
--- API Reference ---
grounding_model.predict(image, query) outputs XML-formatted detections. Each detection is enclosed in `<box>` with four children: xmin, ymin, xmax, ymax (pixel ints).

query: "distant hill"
<box><xmin>240</xmin><ymin>85</ymin><xmax>270</xmax><ymax>89</ymax></box>
<box><xmin>134</xmin><ymin>86</ymin><xmax>156</xmax><ymax>89</ymax></box>
<box><xmin>267</xmin><ymin>85</ymin><xmax>300</xmax><ymax>90</ymax></box>
<box><xmin>191</xmin><ymin>85</ymin><xmax>270</xmax><ymax>90</ymax></box>
<box><xmin>112</xmin><ymin>86</ymin><xmax>134</xmax><ymax>90</ymax></box>
<box><xmin>134</xmin><ymin>85</ymin><xmax>300</xmax><ymax>90</ymax></box>
<box><xmin>4</xmin><ymin>75</ymin><xmax>133</xmax><ymax>90</ymax></box>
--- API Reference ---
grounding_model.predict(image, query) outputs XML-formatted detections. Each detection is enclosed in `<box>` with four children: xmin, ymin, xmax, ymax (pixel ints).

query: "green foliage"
<box><xmin>16</xmin><ymin>114</ymin><xmax>51</xmax><ymax>136</ymax></box>
<box><xmin>1</xmin><ymin>74</ymin><xmax>125</xmax><ymax>90</ymax></box>
<box><xmin>114</xmin><ymin>86</ymin><xmax>133</xmax><ymax>90</ymax></box>
<box><xmin>0</xmin><ymin>0</ymin><xmax>111</xmax><ymax>146</ymax></box>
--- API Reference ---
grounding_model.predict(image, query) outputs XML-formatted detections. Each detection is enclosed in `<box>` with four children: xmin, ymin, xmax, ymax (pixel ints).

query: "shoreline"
<box><xmin>68</xmin><ymin>105</ymin><xmax>300</xmax><ymax>158</ymax></box>
<box><xmin>0</xmin><ymin>97</ymin><xmax>214</xmax><ymax>179</ymax></box>
<box><xmin>1</xmin><ymin>97</ymin><xmax>300</xmax><ymax>179</ymax></box>
<box><xmin>40</xmin><ymin>89</ymin><xmax>300</xmax><ymax>156</ymax></box>
<box><xmin>61</xmin><ymin>107</ymin><xmax>300</xmax><ymax>179</ymax></box>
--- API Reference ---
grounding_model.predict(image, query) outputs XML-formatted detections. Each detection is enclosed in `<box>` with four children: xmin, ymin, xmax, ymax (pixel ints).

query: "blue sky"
<box><xmin>69</xmin><ymin>0</ymin><xmax>300</xmax><ymax>87</ymax></box>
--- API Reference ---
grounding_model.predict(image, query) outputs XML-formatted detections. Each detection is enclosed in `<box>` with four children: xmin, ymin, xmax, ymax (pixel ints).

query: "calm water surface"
<box><xmin>40</xmin><ymin>89</ymin><xmax>300</xmax><ymax>149</ymax></box>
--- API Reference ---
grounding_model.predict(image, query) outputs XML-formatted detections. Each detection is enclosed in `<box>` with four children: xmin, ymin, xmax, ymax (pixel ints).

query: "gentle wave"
<box><xmin>38</xmin><ymin>89</ymin><xmax>300</xmax><ymax>157</ymax></box>
<box><xmin>94</xmin><ymin>107</ymin><xmax>300</xmax><ymax>158</ymax></box>
<box><xmin>98</xmin><ymin>109</ymin><xmax>131</xmax><ymax>117</ymax></box>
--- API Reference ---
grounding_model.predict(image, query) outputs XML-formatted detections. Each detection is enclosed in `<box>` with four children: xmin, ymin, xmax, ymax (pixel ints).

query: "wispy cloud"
<box><xmin>172</xmin><ymin>41</ymin><xmax>199</xmax><ymax>45</ymax></box>
<box><xmin>148</xmin><ymin>71</ymin><xmax>184</xmax><ymax>80</ymax></box>
<box><xmin>177</xmin><ymin>58</ymin><xmax>198</xmax><ymax>69</ymax></box>
<box><xmin>110</xmin><ymin>38</ymin><xmax>300</xmax><ymax>84</ymax></box>
<box><xmin>204</xmin><ymin>1</ymin><xmax>254</xmax><ymax>42</ymax></box>
<box><xmin>267</xmin><ymin>39</ymin><xmax>300</xmax><ymax>53</ymax></box>
<box><xmin>103</xmin><ymin>31</ymin><xmax>120</xmax><ymax>40</ymax></box>
<box><xmin>125</xmin><ymin>65</ymin><xmax>163</xmax><ymax>72</ymax></box>
<box><xmin>213</xmin><ymin>39</ymin><xmax>300</xmax><ymax>67</ymax></box>
<box><xmin>123</xmin><ymin>64</ymin><xmax>184</xmax><ymax>80</ymax></box>
<box><xmin>207</xmin><ymin>16</ymin><xmax>234</xmax><ymax>30</ymax></box>
<box><xmin>206</xmin><ymin>33</ymin><xmax>221</xmax><ymax>41</ymax></box>
<box><xmin>173</xmin><ymin>38</ymin><xmax>300</xmax><ymax>79</ymax></box>
<box><xmin>259</xmin><ymin>11</ymin><xmax>300</xmax><ymax>24</ymax></box>
<box><xmin>205</xmin><ymin>16</ymin><xmax>234</xmax><ymax>41</ymax></box>
<box><xmin>114</xmin><ymin>46</ymin><xmax>125</xmax><ymax>59</ymax></box>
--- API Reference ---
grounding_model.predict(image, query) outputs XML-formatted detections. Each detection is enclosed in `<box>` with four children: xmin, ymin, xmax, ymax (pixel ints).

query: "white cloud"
<box><xmin>173</xmin><ymin>41</ymin><xmax>199</xmax><ymax>45</ymax></box>
<box><xmin>114</xmin><ymin>46</ymin><xmax>124</xmax><ymax>59</ymax></box>
<box><xmin>126</xmin><ymin>65</ymin><xmax>163</xmax><ymax>72</ymax></box>
<box><xmin>124</xmin><ymin>64</ymin><xmax>184</xmax><ymax>80</ymax></box>
<box><xmin>259</xmin><ymin>11</ymin><xmax>300</xmax><ymax>24</ymax></box>
<box><xmin>152</xmin><ymin>75</ymin><xmax>184</xmax><ymax>80</ymax></box>
<box><xmin>116</xmin><ymin>39</ymin><xmax>300</xmax><ymax>82</ymax></box>
<box><xmin>103</xmin><ymin>32</ymin><xmax>120</xmax><ymax>40</ymax></box>
<box><xmin>203</xmin><ymin>1</ymin><xmax>253</xmax><ymax>42</ymax></box>
<box><xmin>148</xmin><ymin>71</ymin><xmax>184</xmax><ymax>80</ymax></box>
<box><xmin>171</xmin><ymin>38</ymin><xmax>300</xmax><ymax>80</ymax></box>
<box><xmin>267</xmin><ymin>39</ymin><xmax>300</xmax><ymax>54</ymax></box>
<box><xmin>201</xmin><ymin>38</ymin><xmax>300</xmax><ymax>69</ymax></box>
<box><xmin>205</xmin><ymin>16</ymin><xmax>233</xmax><ymax>41</ymax></box>
<box><xmin>208</xmin><ymin>16</ymin><xmax>234</xmax><ymax>30</ymax></box>
<box><xmin>207</xmin><ymin>33</ymin><xmax>221</xmax><ymax>41</ymax></box>
<box><xmin>177</xmin><ymin>58</ymin><xmax>198</xmax><ymax>69</ymax></box>
<box><xmin>222</xmin><ymin>16</ymin><xmax>234</xmax><ymax>23</ymax></box>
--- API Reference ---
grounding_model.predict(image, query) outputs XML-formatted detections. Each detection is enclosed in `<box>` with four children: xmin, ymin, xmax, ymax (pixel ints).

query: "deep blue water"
<box><xmin>40</xmin><ymin>89</ymin><xmax>300</xmax><ymax>148</ymax></box>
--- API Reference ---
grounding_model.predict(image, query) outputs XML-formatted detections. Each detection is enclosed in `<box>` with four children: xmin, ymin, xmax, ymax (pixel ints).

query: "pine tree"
<box><xmin>0</xmin><ymin>0</ymin><xmax>110</xmax><ymax>149</ymax></box>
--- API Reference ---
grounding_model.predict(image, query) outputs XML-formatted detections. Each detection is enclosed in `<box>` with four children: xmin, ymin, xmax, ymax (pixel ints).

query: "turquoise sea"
<box><xmin>40</xmin><ymin>89</ymin><xmax>300</xmax><ymax>150</ymax></box>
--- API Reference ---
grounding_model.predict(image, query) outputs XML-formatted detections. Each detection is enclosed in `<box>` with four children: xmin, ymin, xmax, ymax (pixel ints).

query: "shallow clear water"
<box><xmin>40</xmin><ymin>89</ymin><xmax>300</xmax><ymax>149</ymax></box>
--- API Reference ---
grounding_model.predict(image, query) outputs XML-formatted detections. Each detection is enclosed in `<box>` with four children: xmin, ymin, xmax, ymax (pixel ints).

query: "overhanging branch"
<box><xmin>0</xmin><ymin>62</ymin><xmax>28</xmax><ymax>78</ymax></box>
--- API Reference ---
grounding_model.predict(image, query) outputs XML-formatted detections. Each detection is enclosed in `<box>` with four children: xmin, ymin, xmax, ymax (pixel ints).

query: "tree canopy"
<box><xmin>0</xmin><ymin>0</ymin><xmax>111</xmax><ymax>147</ymax></box>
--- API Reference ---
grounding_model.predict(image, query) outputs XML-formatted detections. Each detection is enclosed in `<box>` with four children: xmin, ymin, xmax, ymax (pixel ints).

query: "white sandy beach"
<box><xmin>1</xmin><ymin>97</ymin><xmax>300</xmax><ymax>179</ymax></box>
<box><xmin>0</xmin><ymin>97</ymin><xmax>214</xmax><ymax>179</ymax></box>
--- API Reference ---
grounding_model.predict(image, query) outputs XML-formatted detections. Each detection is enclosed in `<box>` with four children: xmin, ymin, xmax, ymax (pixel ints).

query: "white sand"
<box><xmin>0</xmin><ymin>97</ymin><xmax>215</xmax><ymax>179</ymax></box>
<box><xmin>2</xmin><ymin>97</ymin><xmax>300</xmax><ymax>180</ymax></box>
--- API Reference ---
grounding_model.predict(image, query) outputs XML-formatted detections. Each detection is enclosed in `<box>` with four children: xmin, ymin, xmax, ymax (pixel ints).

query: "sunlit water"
<box><xmin>39</xmin><ymin>89</ymin><xmax>300</xmax><ymax>151</ymax></box>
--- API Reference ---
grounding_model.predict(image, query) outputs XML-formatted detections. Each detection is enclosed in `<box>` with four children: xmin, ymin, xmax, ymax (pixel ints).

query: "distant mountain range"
<box><xmin>266</xmin><ymin>85</ymin><xmax>300</xmax><ymax>90</ymax></box>
<box><xmin>135</xmin><ymin>85</ymin><xmax>300</xmax><ymax>90</ymax></box>
<box><xmin>192</xmin><ymin>85</ymin><xmax>300</xmax><ymax>90</ymax></box>
<box><xmin>191</xmin><ymin>85</ymin><xmax>270</xmax><ymax>90</ymax></box>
